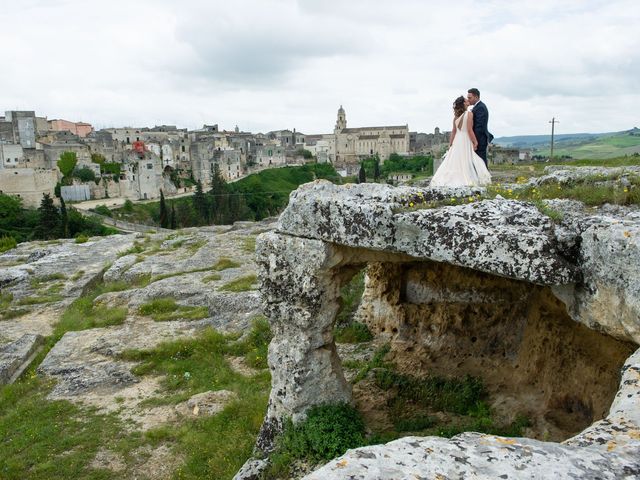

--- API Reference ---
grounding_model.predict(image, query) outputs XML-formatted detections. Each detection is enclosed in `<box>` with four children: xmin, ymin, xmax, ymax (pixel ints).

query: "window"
<box><xmin>147</xmin><ymin>163</ymin><xmax>153</xmax><ymax>169</ymax></box>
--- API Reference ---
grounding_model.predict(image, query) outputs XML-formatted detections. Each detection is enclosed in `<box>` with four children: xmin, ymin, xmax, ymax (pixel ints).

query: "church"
<box><xmin>306</xmin><ymin>106</ymin><xmax>410</xmax><ymax>172</ymax></box>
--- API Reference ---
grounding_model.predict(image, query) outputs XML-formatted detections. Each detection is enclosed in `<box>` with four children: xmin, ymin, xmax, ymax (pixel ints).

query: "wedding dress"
<box><xmin>430</xmin><ymin>111</ymin><xmax>491</xmax><ymax>187</ymax></box>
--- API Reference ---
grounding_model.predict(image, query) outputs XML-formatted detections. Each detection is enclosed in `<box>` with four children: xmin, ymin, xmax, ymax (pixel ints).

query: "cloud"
<box><xmin>0</xmin><ymin>0</ymin><xmax>638</xmax><ymax>135</ymax></box>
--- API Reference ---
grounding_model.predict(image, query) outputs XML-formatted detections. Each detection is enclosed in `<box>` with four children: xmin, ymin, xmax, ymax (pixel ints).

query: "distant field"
<box><xmin>495</xmin><ymin>128</ymin><xmax>640</xmax><ymax>159</ymax></box>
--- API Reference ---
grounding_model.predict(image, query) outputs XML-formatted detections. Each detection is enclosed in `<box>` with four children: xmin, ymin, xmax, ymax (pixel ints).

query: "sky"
<box><xmin>1</xmin><ymin>0</ymin><xmax>639</xmax><ymax>137</ymax></box>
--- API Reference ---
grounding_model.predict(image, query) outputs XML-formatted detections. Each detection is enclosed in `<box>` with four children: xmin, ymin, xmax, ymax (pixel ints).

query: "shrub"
<box><xmin>93</xmin><ymin>205</ymin><xmax>112</xmax><ymax>217</ymax></box>
<box><xmin>75</xmin><ymin>234</ymin><xmax>89</xmax><ymax>244</ymax></box>
<box><xmin>0</xmin><ymin>236</ymin><xmax>17</xmax><ymax>253</ymax></box>
<box><xmin>73</xmin><ymin>166</ymin><xmax>96</xmax><ymax>183</ymax></box>
<box><xmin>276</xmin><ymin>403</ymin><xmax>366</xmax><ymax>463</ymax></box>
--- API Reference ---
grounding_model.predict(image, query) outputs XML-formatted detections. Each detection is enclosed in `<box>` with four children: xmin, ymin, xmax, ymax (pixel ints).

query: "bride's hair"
<box><xmin>453</xmin><ymin>96</ymin><xmax>466</xmax><ymax>118</ymax></box>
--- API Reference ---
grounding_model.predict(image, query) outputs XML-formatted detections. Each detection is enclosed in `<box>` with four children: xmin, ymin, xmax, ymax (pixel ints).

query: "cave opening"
<box><xmin>334</xmin><ymin>259</ymin><xmax>636</xmax><ymax>442</ymax></box>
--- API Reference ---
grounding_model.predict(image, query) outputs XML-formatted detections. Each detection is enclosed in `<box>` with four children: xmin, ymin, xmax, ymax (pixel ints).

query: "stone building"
<box><xmin>489</xmin><ymin>145</ymin><xmax>520</xmax><ymax>165</ymax></box>
<box><xmin>256</xmin><ymin>144</ymin><xmax>286</xmax><ymax>168</ymax></box>
<box><xmin>0</xmin><ymin>168</ymin><xmax>58</xmax><ymax>207</ymax></box>
<box><xmin>48</xmin><ymin>119</ymin><xmax>93</xmax><ymax>138</ymax></box>
<box><xmin>306</xmin><ymin>106</ymin><xmax>410</xmax><ymax>173</ymax></box>
<box><xmin>410</xmin><ymin>127</ymin><xmax>450</xmax><ymax>156</ymax></box>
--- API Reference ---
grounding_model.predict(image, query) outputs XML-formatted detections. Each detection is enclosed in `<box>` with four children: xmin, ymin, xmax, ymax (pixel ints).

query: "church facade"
<box><xmin>307</xmin><ymin>106</ymin><xmax>410</xmax><ymax>171</ymax></box>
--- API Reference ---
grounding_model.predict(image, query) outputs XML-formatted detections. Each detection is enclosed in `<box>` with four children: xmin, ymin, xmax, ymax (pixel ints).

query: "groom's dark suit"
<box><xmin>471</xmin><ymin>101</ymin><xmax>493</xmax><ymax>165</ymax></box>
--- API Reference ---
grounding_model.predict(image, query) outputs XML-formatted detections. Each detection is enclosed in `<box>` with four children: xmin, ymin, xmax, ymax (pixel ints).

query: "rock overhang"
<box><xmin>277</xmin><ymin>180</ymin><xmax>579</xmax><ymax>285</ymax></box>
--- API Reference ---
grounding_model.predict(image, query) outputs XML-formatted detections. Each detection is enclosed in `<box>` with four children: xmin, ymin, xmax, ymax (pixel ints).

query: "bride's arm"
<box><xmin>449</xmin><ymin>118</ymin><xmax>457</xmax><ymax>146</ymax></box>
<box><xmin>467</xmin><ymin>111</ymin><xmax>478</xmax><ymax>149</ymax></box>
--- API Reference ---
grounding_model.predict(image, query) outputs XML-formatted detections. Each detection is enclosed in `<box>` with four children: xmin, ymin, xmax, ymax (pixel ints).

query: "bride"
<box><xmin>430</xmin><ymin>96</ymin><xmax>491</xmax><ymax>187</ymax></box>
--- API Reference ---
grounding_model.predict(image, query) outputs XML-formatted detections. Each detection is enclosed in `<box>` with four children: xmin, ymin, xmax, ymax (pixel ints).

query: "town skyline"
<box><xmin>2</xmin><ymin>0</ymin><xmax>638</xmax><ymax>137</ymax></box>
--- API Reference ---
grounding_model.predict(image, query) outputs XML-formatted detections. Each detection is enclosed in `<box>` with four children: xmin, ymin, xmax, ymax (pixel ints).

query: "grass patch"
<box><xmin>219</xmin><ymin>275</ymin><xmax>257</xmax><ymax>292</ymax></box>
<box><xmin>118</xmin><ymin>322</ymin><xmax>272</xmax><ymax>479</ymax></box>
<box><xmin>334</xmin><ymin>321</ymin><xmax>373</xmax><ymax>344</ymax></box>
<box><xmin>1</xmin><ymin>308</ymin><xmax>30</xmax><ymax>321</ymax></box>
<box><xmin>29</xmin><ymin>273</ymin><xmax>67</xmax><ymax>289</ymax></box>
<box><xmin>138</xmin><ymin>297</ymin><xmax>209</xmax><ymax>322</ymax></box>
<box><xmin>0</xmin><ymin>291</ymin><xmax>14</xmax><ymax>310</ymax></box>
<box><xmin>202</xmin><ymin>273</ymin><xmax>222</xmax><ymax>283</ymax></box>
<box><xmin>54</xmin><ymin>298</ymin><xmax>127</xmax><ymax>335</ymax></box>
<box><xmin>117</xmin><ymin>241</ymin><xmax>146</xmax><ymax>257</ymax></box>
<box><xmin>353</xmin><ymin>344</ymin><xmax>391</xmax><ymax>383</ymax></box>
<box><xmin>0</xmin><ymin>376</ymin><xmax>136</xmax><ymax>480</ymax></box>
<box><xmin>17</xmin><ymin>294</ymin><xmax>64</xmax><ymax>306</ymax></box>
<box><xmin>241</xmin><ymin>236</ymin><xmax>257</xmax><ymax>253</ymax></box>
<box><xmin>335</xmin><ymin>269</ymin><xmax>366</xmax><ymax>327</ymax></box>
<box><xmin>70</xmin><ymin>270</ymin><xmax>85</xmax><ymax>281</ymax></box>
<box><xmin>374</xmin><ymin>370</ymin><xmax>486</xmax><ymax>415</ymax></box>
<box><xmin>213</xmin><ymin>258</ymin><xmax>242</xmax><ymax>271</ymax></box>
<box><xmin>0</xmin><ymin>235</ymin><xmax>17</xmax><ymax>253</ymax></box>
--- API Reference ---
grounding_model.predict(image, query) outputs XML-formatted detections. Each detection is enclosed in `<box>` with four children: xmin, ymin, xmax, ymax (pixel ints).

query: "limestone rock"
<box><xmin>0</xmin><ymin>333</ymin><xmax>43</xmax><ymax>384</ymax></box>
<box><xmin>277</xmin><ymin>180</ymin><xmax>578</xmax><ymax>285</ymax></box>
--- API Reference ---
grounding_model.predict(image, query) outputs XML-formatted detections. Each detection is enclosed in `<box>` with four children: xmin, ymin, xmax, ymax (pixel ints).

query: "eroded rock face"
<box><xmin>306</xmin><ymin>349</ymin><xmax>640</xmax><ymax>479</ymax></box>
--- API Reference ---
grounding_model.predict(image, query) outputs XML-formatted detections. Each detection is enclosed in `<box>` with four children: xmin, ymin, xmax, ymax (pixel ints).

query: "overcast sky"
<box><xmin>2</xmin><ymin>0</ymin><xmax>638</xmax><ymax>136</ymax></box>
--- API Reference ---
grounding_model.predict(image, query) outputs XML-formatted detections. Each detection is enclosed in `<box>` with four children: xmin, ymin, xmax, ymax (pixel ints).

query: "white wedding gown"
<box><xmin>430</xmin><ymin>111</ymin><xmax>491</xmax><ymax>187</ymax></box>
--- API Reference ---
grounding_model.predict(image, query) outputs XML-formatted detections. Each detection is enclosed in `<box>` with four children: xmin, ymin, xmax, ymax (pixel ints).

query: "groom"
<box><xmin>467</xmin><ymin>88</ymin><xmax>493</xmax><ymax>165</ymax></box>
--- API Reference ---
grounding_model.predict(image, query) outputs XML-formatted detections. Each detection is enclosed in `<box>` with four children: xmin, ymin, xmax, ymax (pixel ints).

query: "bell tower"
<box><xmin>335</xmin><ymin>105</ymin><xmax>347</xmax><ymax>132</ymax></box>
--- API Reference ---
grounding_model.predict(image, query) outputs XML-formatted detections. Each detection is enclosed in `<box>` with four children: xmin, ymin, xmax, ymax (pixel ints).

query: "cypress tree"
<box><xmin>373</xmin><ymin>155</ymin><xmax>380</xmax><ymax>182</ymax></box>
<box><xmin>170</xmin><ymin>203</ymin><xmax>177</xmax><ymax>230</ymax></box>
<box><xmin>59</xmin><ymin>195</ymin><xmax>69</xmax><ymax>237</ymax></box>
<box><xmin>193</xmin><ymin>180</ymin><xmax>208</xmax><ymax>224</ymax></box>
<box><xmin>35</xmin><ymin>193</ymin><xmax>60</xmax><ymax>240</ymax></box>
<box><xmin>358</xmin><ymin>165</ymin><xmax>366</xmax><ymax>184</ymax></box>
<box><xmin>159</xmin><ymin>190</ymin><xmax>169</xmax><ymax>228</ymax></box>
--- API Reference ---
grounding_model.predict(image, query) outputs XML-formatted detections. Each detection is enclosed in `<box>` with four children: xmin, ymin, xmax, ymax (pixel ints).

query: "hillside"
<box><xmin>494</xmin><ymin>127</ymin><xmax>640</xmax><ymax>159</ymax></box>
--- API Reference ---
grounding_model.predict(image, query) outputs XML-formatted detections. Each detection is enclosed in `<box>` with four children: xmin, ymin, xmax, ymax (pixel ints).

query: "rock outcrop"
<box><xmin>243</xmin><ymin>177</ymin><xmax>640</xmax><ymax>479</ymax></box>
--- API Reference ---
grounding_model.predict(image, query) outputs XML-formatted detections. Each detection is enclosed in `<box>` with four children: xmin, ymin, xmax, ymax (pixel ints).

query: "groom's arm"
<box><xmin>474</xmin><ymin>105</ymin><xmax>489</xmax><ymax>139</ymax></box>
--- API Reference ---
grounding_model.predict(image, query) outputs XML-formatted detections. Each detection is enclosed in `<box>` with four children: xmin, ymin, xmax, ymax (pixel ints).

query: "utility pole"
<box><xmin>549</xmin><ymin>117</ymin><xmax>559</xmax><ymax>159</ymax></box>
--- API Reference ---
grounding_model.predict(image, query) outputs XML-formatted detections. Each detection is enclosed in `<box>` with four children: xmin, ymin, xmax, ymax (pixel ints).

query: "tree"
<box><xmin>193</xmin><ymin>180</ymin><xmax>208</xmax><ymax>224</ymax></box>
<box><xmin>159</xmin><ymin>190</ymin><xmax>169</xmax><ymax>228</ymax></box>
<box><xmin>170</xmin><ymin>203</ymin><xmax>177</xmax><ymax>230</ymax></box>
<box><xmin>358</xmin><ymin>165</ymin><xmax>366</xmax><ymax>184</ymax></box>
<box><xmin>373</xmin><ymin>156</ymin><xmax>380</xmax><ymax>182</ymax></box>
<box><xmin>34</xmin><ymin>194</ymin><xmax>60</xmax><ymax>240</ymax></box>
<box><xmin>209</xmin><ymin>164</ymin><xmax>230</xmax><ymax>224</ymax></box>
<box><xmin>57</xmin><ymin>152</ymin><xmax>78</xmax><ymax>183</ymax></box>
<box><xmin>59</xmin><ymin>196</ymin><xmax>69</xmax><ymax>238</ymax></box>
<box><xmin>74</xmin><ymin>166</ymin><xmax>96</xmax><ymax>183</ymax></box>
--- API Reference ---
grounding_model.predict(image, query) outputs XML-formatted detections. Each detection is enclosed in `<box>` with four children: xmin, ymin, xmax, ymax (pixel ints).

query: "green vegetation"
<box><xmin>202</xmin><ymin>273</ymin><xmax>222</xmax><ymax>283</ymax></box>
<box><xmin>119</xmin><ymin>320</ymin><xmax>272</xmax><ymax>479</ymax></box>
<box><xmin>0</xmin><ymin>235</ymin><xmax>17</xmax><ymax>252</ymax></box>
<box><xmin>112</xmin><ymin>163</ymin><xmax>342</xmax><ymax>228</ymax></box>
<box><xmin>334</xmin><ymin>322</ymin><xmax>373</xmax><ymax>343</ymax></box>
<box><xmin>333</xmin><ymin>270</ymin><xmax>371</xmax><ymax>343</ymax></box>
<box><xmin>138</xmin><ymin>297</ymin><xmax>209</xmax><ymax>322</ymax></box>
<box><xmin>74</xmin><ymin>166</ymin><xmax>96</xmax><ymax>183</ymax></box>
<box><xmin>353</xmin><ymin>344</ymin><xmax>392</xmax><ymax>383</ymax></box>
<box><xmin>266</xmin><ymin>403</ymin><xmax>366</xmax><ymax>478</ymax></box>
<box><xmin>0</xmin><ymin>193</ymin><xmax>116</xmax><ymax>245</ymax></box>
<box><xmin>241</xmin><ymin>235</ymin><xmax>257</xmax><ymax>253</ymax></box>
<box><xmin>57</xmin><ymin>151</ymin><xmax>78</xmax><ymax>183</ymax></box>
<box><xmin>1</xmin><ymin>308</ymin><xmax>30</xmax><ymax>321</ymax></box>
<box><xmin>92</xmin><ymin>205</ymin><xmax>113</xmax><ymax>217</ymax></box>
<box><xmin>17</xmin><ymin>294</ymin><xmax>64</xmax><ymax>306</ymax></box>
<box><xmin>361</xmin><ymin>153</ymin><xmax>434</xmax><ymax>180</ymax></box>
<box><xmin>75</xmin><ymin>234</ymin><xmax>89</xmax><ymax>244</ymax></box>
<box><xmin>0</xmin><ymin>375</ymin><xmax>133</xmax><ymax>480</ymax></box>
<box><xmin>55</xmin><ymin>296</ymin><xmax>127</xmax><ymax>335</ymax></box>
<box><xmin>219</xmin><ymin>275</ymin><xmax>257</xmax><ymax>292</ymax></box>
<box><xmin>213</xmin><ymin>258</ymin><xmax>242</xmax><ymax>271</ymax></box>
